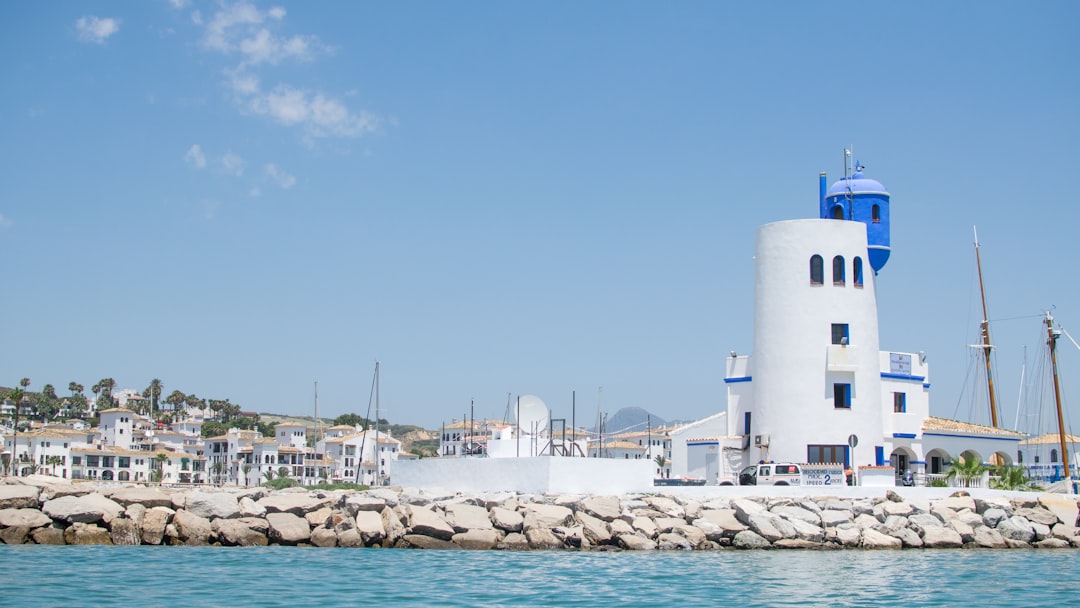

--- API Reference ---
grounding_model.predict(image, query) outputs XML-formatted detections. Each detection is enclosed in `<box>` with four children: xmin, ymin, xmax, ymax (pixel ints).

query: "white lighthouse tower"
<box><xmin>727</xmin><ymin>161</ymin><xmax>893</xmax><ymax>470</ymax></box>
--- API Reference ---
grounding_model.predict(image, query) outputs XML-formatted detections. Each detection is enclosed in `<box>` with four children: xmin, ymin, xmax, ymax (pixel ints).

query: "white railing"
<box><xmin>923</xmin><ymin>471</ymin><xmax>989</xmax><ymax>488</ymax></box>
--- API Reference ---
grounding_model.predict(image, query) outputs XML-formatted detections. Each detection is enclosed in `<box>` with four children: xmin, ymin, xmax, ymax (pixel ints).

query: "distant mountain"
<box><xmin>596</xmin><ymin>407</ymin><xmax>667</xmax><ymax>433</ymax></box>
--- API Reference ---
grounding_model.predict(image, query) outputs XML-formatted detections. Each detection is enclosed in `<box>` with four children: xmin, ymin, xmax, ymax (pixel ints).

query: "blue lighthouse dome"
<box><xmin>820</xmin><ymin>163</ymin><xmax>891</xmax><ymax>273</ymax></box>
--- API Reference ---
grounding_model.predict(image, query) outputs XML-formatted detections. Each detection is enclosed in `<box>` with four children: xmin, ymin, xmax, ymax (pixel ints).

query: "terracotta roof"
<box><xmin>1020</xmin><ymin>433</ymin><xmax>1080</xmax><ymax>446</ymax></box>
<box><xmin>98</xmin><ymin>408</ymin><xmax>136</xmax><ymax>414</ymax></box>
<box><xmin>922</xmin><ymin>416</ymin><xmax>1026</xmax><ymax>438</ymax></box>
<box><xmin>596</xmin><ymin>440</ymin><xmax>646</xmax><ymax>451</ymax></box>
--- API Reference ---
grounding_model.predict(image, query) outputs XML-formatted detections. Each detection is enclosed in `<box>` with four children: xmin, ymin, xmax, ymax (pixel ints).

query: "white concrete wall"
<box><xmin>395</xmin><ymin>457</ymin><xmax>653</xmax><ymax>494</ymax></box>
<box><xmin>668</xmin><ymin>412</ymin><xmax>727</xmax><ymax>478</ymax></box>
<box><xmin>748</xmin><ymin>219</ymin><xmax>883</xmax><ymax>467</ymax></box>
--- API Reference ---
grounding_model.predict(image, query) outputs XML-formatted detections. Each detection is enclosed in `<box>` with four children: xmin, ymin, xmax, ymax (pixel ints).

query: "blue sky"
<box><xmin>2</xmin><ymin>1</ymin><xmax>1079</xmax><ymax>434</ymax></box>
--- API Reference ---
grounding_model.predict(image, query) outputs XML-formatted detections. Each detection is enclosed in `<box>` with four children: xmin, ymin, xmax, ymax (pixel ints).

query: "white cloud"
<box><xmin>76</xmin><ymin>16</ymin><xmax>121</xmax><ymax>44</ymax></box>
<box><xmin>220</xmin><ymin>152</ymin><xmax>246</xmax><ymax>176</ymax></box>
<box><xmin>169</xmin><ymin>0</ymin><xmax>188</xmax><ymax>9</ymax></box>
<box><xmin>203</xmin><ymin>1</ymin><xmax>317</xmax><ymax>66</ymax></box>
<box><xmin>0</xmin><ymin>213</ymin><xmax>11</xmax><ymax>228</ymax></box>
<box><xmin>265</xmin><ymin>164</ymin><xmax>296</xmax><ymax>189</ymax></box>
<box><xmin>249</xmin><ymin>187</ymin><xmax>261</xmax><ymax>198</ymax></box>
<box><xmin>243</xmin><ymin>82</ymin><xmax>378</xmax><ymax>138</ymax></box>
<box><xmin>183</xmin><ymin>144</ymin><xmax>207</xmax><ymax>168</ymax></box>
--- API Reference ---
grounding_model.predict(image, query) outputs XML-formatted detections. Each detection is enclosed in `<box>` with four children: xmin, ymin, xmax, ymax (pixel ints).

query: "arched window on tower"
<box><xmin>853</xmin><ymin>257</ymin><xmax>864</xmax><ymax>287</ymax></box>
<box><xmin>833</xmin><ymin>256</ymin><xmax>845</xmax><ymax>285</ymax></box>
<box><xmin>872</xmin><ymin>204</ymin><xmax>881</xmax><ymax>223</ymax></box>
<box><xmin>831</xmin><ymin>205</ymin><xmax>844</xmax><ymax>220</ymax></box>
<box><xmin>810</xmin><ymin>255</ymin><xmax>824</xmax><ymax>285</ymax></box>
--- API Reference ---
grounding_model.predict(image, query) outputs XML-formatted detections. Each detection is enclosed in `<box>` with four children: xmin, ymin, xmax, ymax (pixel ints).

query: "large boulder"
<box><xmin>453</xmin><ymin>528</ymin><xmax>499</xmax><ymax>550</ymax></box>
<box><xmin>922</xmin><ymin>527</ymin><xmax>964</xmax><ymax>548</ymax></box>
<box><xmin>343</xmin><ymin>494</ymin><xmax>387</xmax><ymax>516</ymax></box>
<box><xmin>0</xmin><ymin>508</ymin><xmax>52</xmax><ymax>529</ymax></box>
<box><xmin>32</xmin><ymin>525</ymin><xmax>67</xmax><ymax>545</ymax></box>
<box><xmin>108</xmin><ymin>487</ymin><xmax>174</xmax><ymax>509</ymax></box>
<box><xmin>697</xmin><ymin>509</ymin><xmax>747</xmax><ymax>537</ymax></box>
<box><xmin>732</xmin><ymin>530</ymin><xmax>771</xmax><ymax>549</ymax></box>
<box><xmin>861</xmin><ymin>529</ymin><xmax>902</xmax><ymax>549</ymax></box>
<box><xmin>406</xmin><ymin>506</ymin><xmax>455</xmax><ymax>541</ymax></box>
<box><xmin>618</xmin><ymin>533</ymin><xmax>657</xmax><ymax>551</ymax></box>
<box><xmin>257</xmin><ymin>493</ymin><xmax>330</xmax><ymax>516</ymax></box>
<box><xmin>0</xmin><ymin>485</ymin><xmax>41</xmax><ymax>510</ymax></box>
<box><xmin>443</xmin><ymin>503</ymin><xmax>493</xmax><ymax>532</ymax></box>
<box><xmin>0</xmin><ymin>526</ymin><xmax>31</xmax><ymax>544</ymax></box>
<box><xmin>64</xmin><ymin>522</ymin><xmax>113</xmax><ymax>545</ymax></box>
<box><xmin>214</xmin><ymin>518</ymin><xmax>269</xmax><ymax>547</ymax></box>
<box><xmin>997</xmin><ymin>516</ymin><xmax>1036</xmax><ymax>543</ymax></box>
<box><xmin>355</xmin><ymin>510</ymin><xmax>386</xmax><ymax>546</ymax></box>
<box><xmin>186</xmin><ymin>492</ymin><xmax>242</xmax><ymax>520</ymax></box>
<box><xmin>110</xmin><ymin>518</ymin><xmax>142</xmax><ymax>546</ymax></box>
<box><xmin>141</xmin><ymin>507</ymin><xmax>174</xmax><ymax>545</ymax></box>
<box><xmin>266</xmin><ymin>512</ymin><xmax>312</xmax><ymax>545</ymax></box>
<box><xmin>309</xmin><ymin>526</ymin><xmax>338</xmax><ymax>548</ymax></box>
<box><xmin>575</xmin><ymin>511</ymin><xmax>613</xmax><ymax>545</ymax></box>
<box><xmin>173</xmin><ymin>510</ymin><xmax>214</xmax><ymax>546</ymax></box>
<box><xmin>581</xmin><ymin>496</ymin><xmax>622</xmax><ymax>522</ymax></box>
<box><xmin>42</xmin><ymin>493</ymin><xmax>124</xmax><ymax>524</ymax></box>
<box><xmin>521</xmin><ymin>504</ymin><xmax>573</xmax><ymax>531</ymax></box>
<box><xmin>490</xmin><ymin>506</ymin><xmax>524</xmax><ymax>532</ymax></box>
<box><xmin>381</xmin><ymin>507</ymin><xmax>406</xmax><ymax>546</ymax></box>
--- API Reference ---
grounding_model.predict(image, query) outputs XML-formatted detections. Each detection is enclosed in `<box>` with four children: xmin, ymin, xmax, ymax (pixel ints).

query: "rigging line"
<box><xmin>988</xmin><ymin>313</ymin><xmax>1045</xmax><ymax>323</ymax></box>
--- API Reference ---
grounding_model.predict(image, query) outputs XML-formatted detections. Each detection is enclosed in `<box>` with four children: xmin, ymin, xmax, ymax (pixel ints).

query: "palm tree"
<box><xmin>6</xmin><ymin>387</ymin><xmax>24</xmax><ymax>477</ymax></box>
<box><xmin>142</xmin><ymin>379</ymin><xmax>164</xmax><ymax>415</ymax></box>
<box><xmin>97</xmin><ymin>378</ymin><xmax>116</xmax><ymax>407</ymax></box>
<box><xmin>46</xmin><ymin>455</ymin><xmax>63</xmax><ymax>476</ymax></box>
<box><xmin>990</xmin><ymin>464</ymin><xmax>1037</xmax><ymax>491</ymax></box>
<box><xmin>19</xmin><ymin>377</ymin><xmax>30</xmax><ymax>391</ymax></box>
<box><xmin>242</xmin><ymin>464</ymin><xmax>252</xmax><ymax>486</ymax></box>
<box><xmin>68</xmin><ymin>381</ymin><xmax>79</xmax><ymax>396</ymax></box>
<box><xmin>945</xmin><ymin>453</ymin><xmax>987</xmax><ymax>488</ymax></box>
<box><xmin>153</xmin><ymin>453</ymin><xmax>170</xmax><ymax>483</ymax></box>
<box><xmin>277</xmin><ymin>466</ymin><xmax>289</xmax><ymax>480</ymax></box>
<box><xmin>211</xmin><ymin>461</ymin><xmax>226</xmax><ymax>486</ymax></box>
<box><xmin>262</xmin><ymin>469</ymin><xmax>276</xmax><ymax>483</ymax></box>
<box><xmin>165</xmin><ymin>390</ymin><xmax>186</xmax><ymax>416</ymax></box>
<box><xmin>42</xmin><ymin>384</ymin><xmax>56</xmax><ymax>400</ymax></box>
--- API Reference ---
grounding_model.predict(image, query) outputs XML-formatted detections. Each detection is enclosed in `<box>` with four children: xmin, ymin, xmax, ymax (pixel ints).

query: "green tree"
<box><xmin>262</xmin><ymin>469</ymin><xmax>275</xmax><ymax>483</ymax></box>
<box><xmin>6</xmin><ymin>387</ymin><xmax>24</xmax><ymax>476</ymax></box>
<box><xmin>185</xmin><ymin>393</ymin><xmax>205</xmax><ymax>417</ymax></box>
<box><xmin>333</xmin><ymin>413</ymin><xmax>370</xmax><ymax>428</ymax></box>
<box><xmin>42</xmin><ymin>384</ymin><xmax>57</xmax><ymax>400</ymax></box>
<box><xmin>990</xmin><ymin>464</ymin><xmax>1038</xmax><ymax>491</ymax></box>
<box><xmin>201</xmin><ymin>421</ymin><xmax>228</xmax><ymax>438</ymax></box>
<box><xmin>142</xmin><ymin>379</ymin><xmax>164</xmax><ymax>414</ymax></box>
<box><xmin>165</xmin><ymin>390</ymin><xmax>187</xmax><ymax>415</ymax></box>
<box><xmin>153</xmin><ymin>453</ymin><xmax>170</xmax><ymax>483</ymax></box>
<box><xmin>242</xmin><ymin>464</ymin><xmax>252</xmax><ymax>486</ymax></box>
<box><xmin>277</xmin><ymin>466</ymin><xmax>289</xmax><ymax>479</ymax></box>
<box><xmin>46</xmin><ymin>455</ymin><xmax>63</xmax><ymax>476</ymax></box>
<box><xmin>211</xmin><ymin>461</ymin><xmax>226</xmax><ymax>485</ymax></box>
<box><xmin>945</xmin><ymin>454</ymin><xmax>986</xmax><ymax>487</ymax></box>
<box><xmin>19</xmin><ymin>377</ymin><xmax>30</xmax><ymax>391</ymax></box>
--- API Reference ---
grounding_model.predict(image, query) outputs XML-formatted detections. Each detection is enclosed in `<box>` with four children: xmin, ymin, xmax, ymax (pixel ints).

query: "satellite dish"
<box><xmin>516</xmin><ymin>394</ymin><xmax>549</xmax><ymax>434</ymax></box>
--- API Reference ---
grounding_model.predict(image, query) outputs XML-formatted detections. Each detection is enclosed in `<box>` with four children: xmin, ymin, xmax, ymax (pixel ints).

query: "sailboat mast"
<box><xmin>974</xmin><ymin>227</ymin><xmax>1000</xmax><ymax>427</ymax></box>
<box><xmin>374</xmin><ymin>361</ymin><xmax>380</xmax><ymax>487</ymax></box>
<box><xmin>1045</xmin><ymin>312</ymin><xmax>1073</xmax><ymax>493</ymax></box>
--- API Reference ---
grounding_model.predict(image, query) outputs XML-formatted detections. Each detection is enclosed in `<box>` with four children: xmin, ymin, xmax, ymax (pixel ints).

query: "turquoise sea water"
<box><xmin>1</xmin><ymin>546</ymin><xmax>1077</xmax><ymax>607</ymax></box>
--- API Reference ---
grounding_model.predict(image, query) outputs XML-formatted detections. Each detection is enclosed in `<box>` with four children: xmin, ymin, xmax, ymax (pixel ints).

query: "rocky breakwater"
<box><xmin>1</xmin><ymin>476</ymin><xmax>1078</xmax><ymax>550</ymax></box>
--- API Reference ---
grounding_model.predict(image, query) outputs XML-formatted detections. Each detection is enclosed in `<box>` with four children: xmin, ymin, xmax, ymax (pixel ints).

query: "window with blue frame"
<box><xmin>893</xmin><ymin>392</ymin><xmax>906</xmax><ymax>413</ymax></box>
<box><xmin>854</xmin><ymin>257</ymin><xmax>864</xmax><ymax>287</ymax></box>
<box><xmin>833</xmin><ymin>255</ymin><xmax>845</xmax><ymax>285</ymax></box>
<box><xmin>831</xmin><ymin>323</ymin><xmax>849</xmax><ymax>345</ymax></box>
<box><xmin>810</xmin><ymin>255</ymin><xmax>824</xmax><ymax>285</ymax></box>
<box><xmin>834</xmin><ymin>383</ymin><xmax>851</xmax><ymax>408</ymax></box>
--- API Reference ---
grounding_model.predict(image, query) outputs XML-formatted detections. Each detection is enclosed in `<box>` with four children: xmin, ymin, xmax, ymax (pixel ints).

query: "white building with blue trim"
<box><xmin>687</xmin><ymin>162</ymin><xmax>1025</xmax><ymax>485</ymax></box>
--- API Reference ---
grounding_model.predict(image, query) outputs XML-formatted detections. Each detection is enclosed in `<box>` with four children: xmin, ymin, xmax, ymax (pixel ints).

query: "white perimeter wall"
<box><xmin>395</xmin><ymin>457</ymin><xmax>653</xmax><ymax>494</ymax></box>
